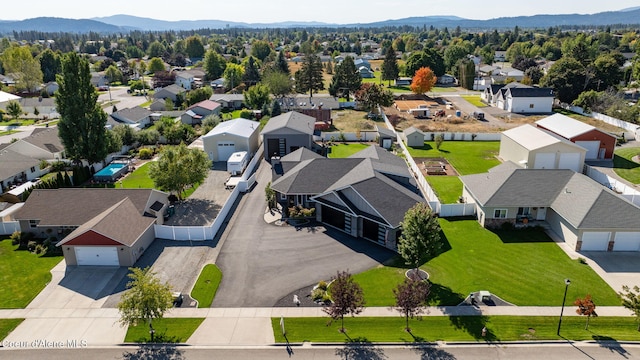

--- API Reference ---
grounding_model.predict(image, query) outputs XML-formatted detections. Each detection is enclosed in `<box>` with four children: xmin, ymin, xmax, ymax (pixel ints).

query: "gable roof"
<box><xmin>376</xmin><ymin>125</ymin><xmax>396</xmax><ymax>138</ymax></box>
<box><xmin>14</xmin><ymin>188</ymin><xmax>161</xmax><ymax>226</ymax></box>
<box><xmin>535</xmin><ymin>113</ymin><xmax>614</xmax><ymax>139</ymax></box>
<box><xmin>0</xmin><ymin>148</ymin><xmax>40</xmax><ymax>181</ymax></box>
<box><xmin>57</xmin><ymin>197</ymin><xmax>155</xmax><ymax>247</ymax></box>
<box><xmin>154</xmin><ymin>84</ymin><xmax>186</xmax><ymax>97</ymax></box>
<box><xmin>261</xmin><ymin>111</ymin><xmax>315</xmax><ymax>136</ymax></box>
<box><xmin>21</xmin><ymin>127</ymin><xmax>64</xmax><ymax>154</ymax></box>
<box><xmin>280</xmin><ymin>147</ymin><xmax>323</xmax><ymax>162</ymax></box>
<box><xmin>202</xmin><ymin>117</ymin><xmax>259</xmax><ymax>139</ymax></box>
<box><xmin>189</xmin><ymin>100</ymin><xmax>220</xmax><ymax>112</ymax></box>
<box><xmin>502</xmin><ymin>124</ymin><xmax>586</xmax><ymax>152</ymax></box>
<box><xmin>112</xmin><ymin>107</ymin><xmax>152</xmax><ymax>123</ymax></box>
<box><xmin>403</xmin><ymin>126</ymin><xmax>424</xmax><ymax>136</ymax></box>
<box><xmin>0</xmin><ymin>91</ymin><xmax>20</xmax><ymax>103</ymax></box>
<box><xmin>506</xmin><ymin>87</ymin><xmax>554</xmax><ymax>98</ymax></box>
<box><xmin>461</xmin><ymin>166</ymin><xmax>640</xmax><ymax>230</ymax></box>
<box><xmin>211</xmin><ymin>94</ymin><xmax>244</xmax><ymax>102</ymax></box>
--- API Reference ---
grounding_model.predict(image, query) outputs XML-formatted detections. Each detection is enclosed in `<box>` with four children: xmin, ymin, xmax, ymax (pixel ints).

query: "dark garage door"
<box><xmin>321</xmin><ymin>205</ymin><xmax>345</xmax><ymax>230</ymax></box>
<box><xmin>362</xmin><ymin>218</ymin><xmax>379</xmax><ymax>241</ymax></box>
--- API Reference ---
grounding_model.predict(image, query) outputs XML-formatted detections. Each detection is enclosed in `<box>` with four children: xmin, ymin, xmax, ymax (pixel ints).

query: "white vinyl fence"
<box><xmin>380</xmin><ymin>107</ymin><xmax>477</xmax><ymax>218</ymax></box>
<box><xmin>563</xmin><ymin>105</ymin><xmax>639</xmax><ymax>140</ymax></box>
<box><xmin>0</xmin><ymin>221</ymin><xmax>20</xmax><ymax>235</ymax></box>
<box><xmin>154</xmin><ymin>146</ymin><xmax>263</xmax><ymax>241</ymax></box>
<box><xmin>584</xmin><ymin>165</ymin><xmax>640</xmax><ymax>207</ymax></box>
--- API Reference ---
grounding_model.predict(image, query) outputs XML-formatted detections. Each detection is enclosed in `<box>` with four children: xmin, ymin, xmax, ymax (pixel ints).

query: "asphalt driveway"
<box><xmin>212</xmin><ymin>160</ymin><xmax>396</xmax><ymax>307</ymax></box>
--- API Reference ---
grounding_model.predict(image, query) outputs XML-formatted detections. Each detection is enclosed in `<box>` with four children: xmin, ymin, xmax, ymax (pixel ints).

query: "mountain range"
<box><xmin>1</xmin><ymin>8</ymin><xmax>639</xmax><ymax>34</ymax></box>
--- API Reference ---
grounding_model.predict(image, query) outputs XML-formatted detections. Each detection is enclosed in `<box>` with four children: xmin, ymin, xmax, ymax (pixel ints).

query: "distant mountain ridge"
<box><xmin>0</xmin><ymin>8</ymin><xmax>639</xmax><ymax>34</ymax></box>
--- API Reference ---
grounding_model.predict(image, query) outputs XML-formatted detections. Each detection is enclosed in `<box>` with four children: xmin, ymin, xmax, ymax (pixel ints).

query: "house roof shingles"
<box><xmin>261</xmin><ymin>111</ymin><xmax>315</xmax><ymax>136</ymax></box>
<box><xmin>0</xmin><ymin>149</ymin><xmax>40</xmax><ymax>181</ymax></box>
<box><xmin>22</xmin><ymin>127</ymin><xmax>64</xmax><ymax>154</ymax></box>
<box><xmin>535</xmin><ymin>113</ymin><xmax>613</xmax><ymax>139</ymax></box>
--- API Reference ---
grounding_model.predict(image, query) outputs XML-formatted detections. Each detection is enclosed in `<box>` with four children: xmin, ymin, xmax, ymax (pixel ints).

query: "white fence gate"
<box><xmin>0</xmin><ymin>221</ymin><xmax>20</xmax><ymax>235</ymax></box>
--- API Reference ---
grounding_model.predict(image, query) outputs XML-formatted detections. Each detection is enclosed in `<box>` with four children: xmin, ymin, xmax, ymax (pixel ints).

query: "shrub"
<box><xmin>322</xmin><ymin>293</ymin><xmax>332</xmax><ymax>303</ymax></box>
<box><xmin>317</xmin><ymin>281</ymin><xmax>328</xmax><ymax>291</ymax></box>
<box><xmin>34</xmin><ymin>244</ymin><xmax>47</xmax><ymax>255</ymax></box>
<box><xmin>578</xmin><ymin>257</ymin><xmax>588</xmax><ymax>265</ymax></box>
<box><xmin>27</xmin><ymin>240</ymin><xmax>38</xmax><ymax>252</ymax></box>
<box><xmin>138</xmin><ymin>147</ymin><xmax>153</xmax><ymax>159</ymax></box>
<box><xmin>311</xmin><ymin>288</ymin><xmax>325</xmax><ymax>301</ymax></box>
<box><xmin>239</xmin><ymin>109</ymin><xmax>254</xmax><ymax>119</ymax></box>
<box><xmin>10</xmin><ymin>231</ymin><xmax>21</xmax><ymax>245</ymax></box>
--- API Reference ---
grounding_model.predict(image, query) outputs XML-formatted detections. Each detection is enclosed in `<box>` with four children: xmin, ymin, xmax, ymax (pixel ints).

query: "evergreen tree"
<box><xmin>56</xmin><ymin>52</ymin><xmax>108</xmax><ymax>164</ymax></box>
<box><xmin>398</xmin><ymin>203</ymin><xmax>442</xmax><ymax>274</ymax></box>
<box><xmin>242</xmin><ymin>56</ymin><xmax>261</xmax><ymax>87</ymax></box>
<box><xmin>270</xmin><ymin>100</ymin><xmax>282</xmax><ymax>117</ymax></box>
<box><xmin>294</xmin><ymin>53</ymin><xmax>324</xmax><ymax>97</ymax></box>
<box><xmin>332</xmin><ymin>56</ymin><xmax>361</xmax><ymax>101</ymax></box>
<box><xmin>381</xmin><ymin>48</ymin><xmax>399</xmax><ymax>86</ymax></box>
<box><xmin>276</xmin><ymin>51</ymin><xmax>290</xmax><ymax>74</ymax></box>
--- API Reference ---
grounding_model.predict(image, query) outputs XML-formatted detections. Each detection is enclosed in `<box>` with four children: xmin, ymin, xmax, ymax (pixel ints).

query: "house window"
<box><xmin>29</xmin><ymin>220</ymin><xmax>38</xmax><ymax>228</ymax></box>
<box><xmin>30</xmin><ymin>166</ymin><xmax>36</xmax><ymax>173</ymax></box>
<box><xmin>517</xmin><ymin>207</ymin><xmax>530</xmax><ymax>216</ymax></box>
<box><xmin>493</xmin><ymin>209</ymin><xmax>507</xmax><ymax>218</ymax></box>
<box><xmin>529</xmin><ymin>104</ymin><xmax>534</xmax><ymax>108</ymax></box>
<box><xmin>280</xmin><ymin>193</ymin><xmax>286</xmax><ymax>200</ymax></box>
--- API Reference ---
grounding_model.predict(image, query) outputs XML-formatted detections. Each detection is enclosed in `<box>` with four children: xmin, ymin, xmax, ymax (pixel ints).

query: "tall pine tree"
<box><xmin>294</xmin><ymin>53</ymin><xmax>324</xmax><ymax>98</ymax></box>
<box><xmin>332</xmin><ymin>56</ymin><xmax>361</xmax><ymax>101</ymax></box>
<box><xmin>276</xmin><ymin>51</ymin><xmax>290</xmax><ymax>75</ymax></box>
<box><xmin>56</xmin><ymin>52</ymin><xmax>108</xmax><ymax>165</ymax></box>
<box><xmin>381</xmin><ymin>48</ymin><xmax>399</xmax><ymax>86</ymax></box>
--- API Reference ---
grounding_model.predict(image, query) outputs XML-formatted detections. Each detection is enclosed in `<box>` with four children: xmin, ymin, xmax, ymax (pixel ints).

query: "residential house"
<box><xmin>499</xmin><ymin>124</ymin><xmax>586</xmax><ymax>172</ymax></box>
<box><xmin>270</xmin><ymin>146</ymin><xmax>423</xmax><ymax>250</ymax></box>
<box><xmin>353</xmin><ymin>58</ymin><xmax>371</xmax><ymax>70</ymax></box>
<box><xmin>149</xmin><ymin>99</ymin><xmax>167</xmax><ymax>112</ymax></box>
<box><xmin>494</xmin><ymin>51</ymin><xmax>507</xmax><ymax>62</ymax></box>
<box><xmin>181</xmin><ymin>100</ymin><xmax>221</xmax><ymax>125</ymax></box>
<box><xmin>486</xmin><ymin>82</ymin><xmax>554</xmax><ymax>113</ymax></box>
<box><xmin>402</xmin><ymin>126</ymin><xmax>425</xmax><ymax>148</ymax></box>
<box><xmin>461</xmin><ymin>164</ymin><xmax>640</xmax><ymax>252</ymax></box>
<box><xmin>261</xmin><ymin>111</ymin><xmax>315</xmax><ymax>160</ymax></box>
<box><xmin>358</xmin><ymin>67</ymin><xmax>375</xmax><ymax>78</ymax></box>
<box><xmin>497</xmin><ymin>67</ymin><xmax>525</xmax><ymax>81</ymax></box>
<box><xmin>210</xmin><ymin>94</ymin><xmax>244</xmax><ymax>110</ymax></box>
<box><xmin>4</xmin><ymin>127</ymin><xmax>65</xmax><ymax>160</ymax></box>
<box><xmin>14</xmin><ymin>188</ymin><xmax>169</xmax><ymax>266</ymax></box>
<box><xmin>535</xmin><ymin>113</ymin><xmax>616</xmax><ymax>160</ymax></box>
<box><xmin>395</xmin><ymin>77</ymin><xmax>412</xmax><ymax>86</ymax></box>
<box><xmin>42</xmin><ymin>82</ymin><xmax>59</xmax><ymax>96</ymax></box>
<box><xmin>0</xmin><ymin>148</ymin><xmax>44</xmax><ymax>193</ymax></box>
<box><xmin>3</xmin><ymin>97</ymin><xmax>58</xmax><ymax>118</ymax></box>
<box><xmin>0</xmin><ymin>90</ymin><xmax>20</xmax><ymax>105</ymax></box>
<box><xmin>0</xmin><ymin>74</ymin><xmax>16</xmax><ymax>88</ymax></box>
<box><xmin>110</xmin><ymin>107</ymin><xmax>153</xmax><ymax>128</ymax></box>
<box><xmin>201</xmin><ymin>117</ymin><xmax>261</xmax><ymax>161</ymax></box>
<box><xmin>437</xmin><ymin>74</ymin><xmax>456</xmax><ymax>85</ymax></box>
<box><xmin>90</xmin><ymin>73</ymin><xmax>108</xmax><ymax>88</ymax></box>
<box><xmin>153</xmin><ymin>84</ymin><xmax>187</xmax><ymax>102</ymax></box>
<box><xmin>174</xmin><ymin>68</ymin><xmax>205</xmax><ymax>90</ymax></box>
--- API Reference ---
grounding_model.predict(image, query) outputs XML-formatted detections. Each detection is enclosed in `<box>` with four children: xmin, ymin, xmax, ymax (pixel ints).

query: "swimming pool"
<box><xmin>94</xmin><ymin>163</ymin><xmax>128</xmax><ymax>181</ymax></box>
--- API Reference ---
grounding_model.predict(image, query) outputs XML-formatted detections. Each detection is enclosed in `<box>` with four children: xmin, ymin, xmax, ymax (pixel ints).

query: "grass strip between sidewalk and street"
<box><xmin>0</xmin><ymin>319</ymin><xmax>24</xmax><ymax>341</ymax></box>
<box><xmin>272</xmin><ymin>316</ymin><xmax>640</xmax><ymax>343</ymax></box>
<box><xmin>124</xmin><ymin>318</ymin><xmax>204</xmax><ymax>343</ymax></box>
<box><xmin>191</xmin><ymin>264</ymin><xmax>222</xmax><ymax>308</ymax></box>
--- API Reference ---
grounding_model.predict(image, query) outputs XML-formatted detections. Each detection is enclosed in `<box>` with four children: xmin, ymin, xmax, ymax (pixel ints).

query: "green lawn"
<box><xmin>461</xmin><ymin>95</ymin><xmax>486</xmax><ymax>107</ymax></box>
<box><xmin>124</xmin><ymin>318</ymin><xmax>204</xmax><ymax>343</ymax></box>
<box><xmin>328</xmin><ymin>143</ymin><xmax>370</xmax><ymax>158</ymax></box>
<box><xmin>120</xmin><ymin>162</ymin><xmax>155</xmax><ymax>189</ymax></box>
<box><xmin>353</xmin><ymin>219</ymin><xmax>620</xmax><ymax>307</ymax></box>
<box><xmin>0</xmin><ymin>239</ymin><xmax>63</xmax><ymax>308</ymax></box>
<box><xmin>191</xmin><ymin>264</ymin><xmax>222</xmax><ymax>308</ymax></box>
<box><xmin>407</xmin><ymin>141</ymin><xmax>501</xmax><ymax>175</ymax></box>
<box><xmin>0</xmin><ymin>130</ymin><xmax>19</xmax><ymax>136</ymax></box>
<box><xmin>0</xmin><ymin>319</ymin><xmax>24</xmax><ymax>341</ymax></box>
<box><xmin>426</xmin><ymin>176</ymin><xmax>463</xmax><ymax>204</ymax></box>
<box><xmin>272</xmin><ymin>316</ymin><xmax>640</xmax><ymax>343</ymax></box>
<box><xmin>613</xmin><ymin>147</ymin><xmax>640</xmax><ymax>184</ymax></box>
<box><xmin>0</xmin><ymin>119</ymin><xmax>36</xmax><ymax>126</ymax></box>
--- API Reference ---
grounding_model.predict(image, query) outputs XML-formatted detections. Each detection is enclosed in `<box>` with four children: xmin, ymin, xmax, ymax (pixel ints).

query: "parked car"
<box><xmin>472</xmin><ymin>111</ymin><xmax>485</xmax><ymax>120</ymax></box>
<box><xmin>172</xmin><ymin>292</ymin><xmax>184</xmax><ymax>307</ymax></box>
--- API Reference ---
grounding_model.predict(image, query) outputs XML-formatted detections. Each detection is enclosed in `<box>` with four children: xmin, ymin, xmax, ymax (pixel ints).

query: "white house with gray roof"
<box><xmin>270</xmin><ymin>146</ymin><xmax>423</xmax><ymax>250</ymax></box>
<box><xmin>499</xmin><ymin>124</ymin><xmax>586</xmax><ymax>172</ymax></box>
<box><xmin>461</xmin><ymin>164</ymin><xmax>640</xmax><ymax>252</ymax></box>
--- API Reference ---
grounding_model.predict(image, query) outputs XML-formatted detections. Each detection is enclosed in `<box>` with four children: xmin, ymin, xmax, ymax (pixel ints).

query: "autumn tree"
<box><xmin>394</xmin><ymin>277</ymin><xmax>430</xmax><ymax>332</ymax></box>
<box><xmin>117</xmin><ymin>267</ymin><xmax>173</xmax><ymax>342</ymax></box>
<box><xmin>294</xmin><ymin>53</ymin><xmax>324</xmax><ymax>97</ymax></box>
<box><xmin>574</xmin><ymin>294</ymin><xmax>597</xmax><ymax>330</ymax></box>
<box><xmin>323</xmin><ymin>270</ymin><xmax>365</xmax><ymax>333</ymax></box>
<box><xmin>398</xmin><ymin>203</ymin><xmax>442</xmax><ymax>276</ymax></box>
<box><xmin>619</xmin><ymin>286</ymin><xmax>640</xmax><ymax>331</ymax></box>
<box><xmin>56</xmin><ymin>52</ymin><xmax>108</xmax><ymax>164</ymax></box>
<box><xmin>410</xmin><ymin>67</ymin><xmax>437</xmax><ymax>95</ymax></box>
<box><xmin>354</xmin><ymin>83</ymin><xmax>394</xmax><ymax>115</ymax></box>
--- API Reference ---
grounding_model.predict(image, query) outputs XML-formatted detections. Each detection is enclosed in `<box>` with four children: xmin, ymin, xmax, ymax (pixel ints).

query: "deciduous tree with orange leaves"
<box><xmin>410</xmin><ymin>66</ymin><xmax>437</xmax><ymax>95</ymax></box>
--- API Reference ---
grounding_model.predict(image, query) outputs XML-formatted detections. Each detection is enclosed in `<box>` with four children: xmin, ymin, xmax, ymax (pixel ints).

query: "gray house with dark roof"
<box><xmin>14</xmin><ymin>188</ymin><xmax>169</xmax><ymax>266</ymax></box>
<box><xmin>461</xmin><ymin>164</ymin><xmax>640</xmax><ymax>252</ymax></box>
<box><xmin>111</xmin><ymin>107</ymin><xmax>153</xmax><ymax>128</ymax></box>
<box><xmin>261</xmin><ymin>111</ymin><xmax>316</xmax><ymax>160</ymax></box>
<box><xmin>270</xmin><ymin>146</ymin><xmax>423</xmax><ymax>250</ymax></box>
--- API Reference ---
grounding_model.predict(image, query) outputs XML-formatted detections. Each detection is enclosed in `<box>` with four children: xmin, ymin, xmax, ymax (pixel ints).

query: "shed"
<box><xmin>202</xmin><ymin>118</ymin><xmax>261</xmax><ymax>161</ymax></box>
<box><xmin>376</xmin><ymin>125</ymin><xmax>396</xmax><ymax>149</ymax></box>
<box><xmin>535</xmin><ymin>113</ymin><xmax>616</xmax><ymax>160</ymax></box>
<box><xmin>402</xmin><ymin>126</ymin><xmax>425</xmax><ymax>148</ymax></box>
<box><xmin>499</xmin><ymin>124</ymin><xmax>587</xmax><ymax>172</ymax></box>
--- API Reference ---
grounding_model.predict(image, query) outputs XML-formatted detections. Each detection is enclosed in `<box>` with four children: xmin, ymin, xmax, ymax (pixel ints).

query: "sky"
<box><xmin>2</xmin><ymin>1</ymin><xmax>639</xmax><ymax>24</ymax></box>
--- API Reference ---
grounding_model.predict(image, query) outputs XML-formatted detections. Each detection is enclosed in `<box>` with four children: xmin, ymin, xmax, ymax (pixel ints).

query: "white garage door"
<box><xmin>217</xmin><ymin>142</ymin><xmax>236</xmax><ymax>161</ymax></box>
<box><xmin>613</xmin><ymin>232</ymin><xmax>640</xmax><ymax>251</ymax></box>
<box><xmin>75</xmin><ymin>246</ymin><xmax>119</xmax><ymax>266</ymax></box>
<box><xmin>581</xmin><ymin>232</ymin><xmax>610</xmax><ymax>251</ymax></box>
<box><xmin>575</xmin><ymin>141</ymin><xmax>600</xmax><ymax>160</ymax></box>
<box><xmin>534</xmin><ymin>153</ymin><xmax>556</xmax><ymax>169</ymax></box>
<box><xmin>558</xmin><ymin>153</ymin><xmax>581</xmax><ymax>172</ymax></box>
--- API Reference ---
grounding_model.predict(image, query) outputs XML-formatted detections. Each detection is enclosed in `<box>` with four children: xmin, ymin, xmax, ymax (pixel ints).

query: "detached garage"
<box><xmin>202</xmin><ymin>118</ymin><xmax>261</xmax><ymax>162</ymax></box>
<box><xmin>536</xmin><ymin>113</ymin><xmax>616</xmax><ymax>160</ymax></box>
<box><xmin>499</xmin><ymin>124</ymin><xmax>586</xmax><ymax>172</ymax></box>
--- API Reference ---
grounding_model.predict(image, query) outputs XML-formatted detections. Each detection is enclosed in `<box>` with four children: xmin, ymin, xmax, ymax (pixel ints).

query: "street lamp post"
<box><xmin>557</xmin><ymin>278</ymin><xmax>571</xmax><ymax>336</ymax></box>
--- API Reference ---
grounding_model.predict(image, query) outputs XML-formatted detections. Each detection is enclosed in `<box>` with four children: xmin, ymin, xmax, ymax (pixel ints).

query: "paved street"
<box><xmin>97</xmin><ymin>86</ymin><xmax>148</xmax><ymax>114</ymax></box>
